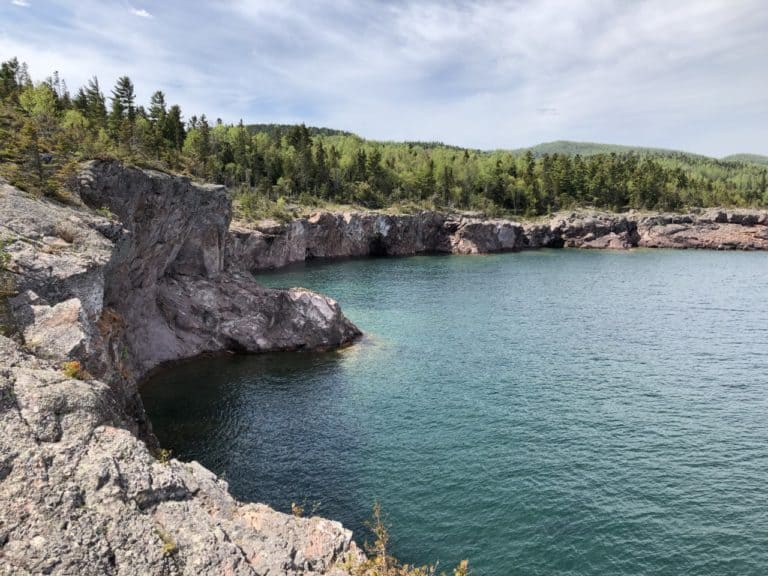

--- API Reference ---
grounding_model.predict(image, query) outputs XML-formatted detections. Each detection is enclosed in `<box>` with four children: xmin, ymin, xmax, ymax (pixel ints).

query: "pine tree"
<box><xmin>165</xmin><ymin>105</ymin><xmax>185</xmax><ymax>151</ymax></box>
<box><xmin>0</xmin><ymin>58</ymin><xmax>21</xmax><ymax>101</ymax></box>
<box><xmin>74</xmin><ymin>77</ymin><xmax>107</xmax><ymax>129</ymax></box>
<box><xmin>108</xmin><ymin>76</ymin><xmax>135</xmax><ymax>147</ymax></box>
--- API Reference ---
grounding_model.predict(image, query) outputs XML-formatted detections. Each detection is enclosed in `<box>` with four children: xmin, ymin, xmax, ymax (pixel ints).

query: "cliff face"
<box><xmin>0</xmin><ymin>162</ymin><xmax>362</xmax><ymax>576</ymax></box>
<box><xmin>227</xmin><ymin>212</ymin><xmax>529</xmax><ymax>271</ymax></box>
<box><xmin>76</xmin><ymin>161</ymin><xmax>359</xmax><ymax>380</ymax></box>
<box><xmin>227</xmin><ymin>208</ymin><xmax>768</xmax><ymax>272</ymax></box>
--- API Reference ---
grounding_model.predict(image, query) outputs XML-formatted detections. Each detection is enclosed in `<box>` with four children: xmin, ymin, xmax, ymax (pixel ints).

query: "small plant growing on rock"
<box><xmin>155</xmin><ymin>526</ymin><xmax>178</xmax><ymax>557</ymax></box>
<box><xmin>344</xmin><ymin>502</ymin><xmax>472</xmax><ymax>576</ymax></box>
<box><xmin>96</xmin><ymin>206</ymin><xmax>116</xmax><ymax>220</ymax></box>
<box><xmin>290</xmin><ymin>499</ymin><xmax>321</xmax><ymax>517</ymax></box>
<box><xmin>0</xmin><ymin>240</ymin><xmax>10</xmax><ymax>271</ymax></box>
<box><xmin>61</xmin><ymin>360</ymin><xmax>86</xmax><ymax>380</ymax></box>
<box><xmin>154</xmin><ymin>448</ymin><xmax>172</xmax><ymax>464</ymax></box>
<box><xmin>291</xmin><ymin>501</ymin><xmax>305</xmax><ymax>517</ymax></box>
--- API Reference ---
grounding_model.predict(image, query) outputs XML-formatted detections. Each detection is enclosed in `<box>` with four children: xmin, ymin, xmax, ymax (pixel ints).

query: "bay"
<box><xmin>142</xmin><ymin>250</ymin><xmax>768</xmax><ymax>575</ymax></box>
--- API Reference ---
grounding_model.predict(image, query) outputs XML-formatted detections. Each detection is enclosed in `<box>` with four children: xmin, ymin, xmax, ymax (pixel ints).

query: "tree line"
<box><xmin>1</xmin><ymin>57</ymin><xmax>766</xmax><ymax>217</ymax></box>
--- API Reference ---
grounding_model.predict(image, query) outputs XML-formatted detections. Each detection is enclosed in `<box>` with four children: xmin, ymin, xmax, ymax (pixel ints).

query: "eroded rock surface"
<box><xmin>75</xmin><ymin>161</ymin><xmax>360</xmax><ymax>377</ymax></box>
<box><xmin>0</xmin><ymin>165</ymin><xmax>362</xmax><ymax>575</ymax></box>
<box><xmin>228</xmin><ymin>208</ymin><xmax>768</xmax><ymax>272</ymax></box>
<box><xmin>0</xmin><ymin>336</ymin><xmax>361</xmax><ymax>576</ymax></box>
<box><xmin>227</xmin><ymin>212</ymin><xmax>530</xmax><ymax>270</ymax></box>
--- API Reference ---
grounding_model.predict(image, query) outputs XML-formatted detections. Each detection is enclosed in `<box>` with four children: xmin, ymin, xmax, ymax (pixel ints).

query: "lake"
<box><xmin>141</xmin><ymin>250</ymin><xmax>768</xmax><ymax>575</ymax></box>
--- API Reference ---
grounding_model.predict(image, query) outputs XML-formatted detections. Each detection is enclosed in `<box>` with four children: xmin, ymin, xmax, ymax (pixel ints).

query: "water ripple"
<box><xmin>143</xmin><ymin>251</ymin><xmax>768</xmax><ymax>576</ymax></box>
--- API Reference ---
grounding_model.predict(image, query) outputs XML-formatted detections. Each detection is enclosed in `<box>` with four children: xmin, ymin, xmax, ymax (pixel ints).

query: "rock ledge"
<box><xmin>0</xmin><ymin>163</ymin><xmax>363</xmax><ymax>575</ymax></box>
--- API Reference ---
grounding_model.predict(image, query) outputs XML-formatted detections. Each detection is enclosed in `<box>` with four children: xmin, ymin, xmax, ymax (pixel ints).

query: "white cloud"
<box><xmin>131</xmin><ymin>7</ymin><xmax>152</xmax><ymax>18</ymax></box>
<box><xmin>11</xmin><ymin>0</ymin><xmax>31</xmax><ymax>7</ymax></box>
<box><xmin>1</xmin><ymin>0</ymin><xmax>766</xmax><ymax>156</ymax></box>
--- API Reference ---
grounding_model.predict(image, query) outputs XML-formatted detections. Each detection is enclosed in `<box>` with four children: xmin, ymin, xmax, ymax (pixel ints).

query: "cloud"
<box><xmin>130</xmin><ymin>7</ymin><xmax>152</xmax><ymax>18</ymax></box>
<box><xmin>11</xmin><ymin>0</ymin><xmax>31</xmax><ymax>7</ymax></box>
<box><xmin>0</xmin><ymin>0</ymin><xmax>766</xmax><ymax>156</ymax></box>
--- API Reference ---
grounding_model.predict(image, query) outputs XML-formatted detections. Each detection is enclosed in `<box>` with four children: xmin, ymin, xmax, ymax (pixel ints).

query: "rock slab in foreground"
<box><xmin>0</xmin><ymin>336</ymin><xmax>361</xmax><ymax>576</ymax></box>
<box><xmin>0</xmin><ymin>165</ymin><xmax>362</xmax><ymax>575</ymax></box>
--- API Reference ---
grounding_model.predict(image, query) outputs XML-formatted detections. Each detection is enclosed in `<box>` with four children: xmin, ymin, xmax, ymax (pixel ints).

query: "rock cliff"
<box><xmin>226</xmin><ymin>212</ymin><xmax>529</xmax><ymax>271</ymax></box>
<box><xmin>0</xmin><ymin>162</ymin><xmax>362</xmax><ymax>575</ymax></box>
<box><xmin>228</xmin><ymin>208</ymin><xmax>768</xmax><ymax>272</ymax></box>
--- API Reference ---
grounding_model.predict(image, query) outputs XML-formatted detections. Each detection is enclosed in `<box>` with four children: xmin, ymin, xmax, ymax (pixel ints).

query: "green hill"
<box><xmin>246</xmin><ymin>123</ymin><xmax>355</xmax><ymax>138</ymax></box>
<box><xmin>510</xmin><ymin>141</ymin><xmax>768</xmax><ymax>168</ymax></box>
<box><xmin>721</xmin><ymin>154</ymin><xmax>768</xmax><ymax>166</ymax></box>
<box><xmin>509</xmin><ymin>140</ymin><xmax>711</xmax><ymax>160</ymax></box>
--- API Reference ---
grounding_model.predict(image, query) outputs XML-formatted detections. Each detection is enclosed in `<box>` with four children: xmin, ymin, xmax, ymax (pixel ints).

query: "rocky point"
<box><xmin>0</xmin><ymin>161</ymin><xmax>362</xmax><ymax>576</ymax></box>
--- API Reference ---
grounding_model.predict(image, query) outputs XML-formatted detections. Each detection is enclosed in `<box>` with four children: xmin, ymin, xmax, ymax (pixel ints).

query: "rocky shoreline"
<box><xmin>0</xmin><ymin>161</ymin><xmax>362</xmax><ymax>575</ymax></box>
<box><xmin>2</xmin><ymin>160</ymin><xmax>768</xmax><ymax>575</ymax></box>
<box><xmin>228</xmin><ymin>207</ymin><xmax>768</xmax><ymax>273</ymax></box>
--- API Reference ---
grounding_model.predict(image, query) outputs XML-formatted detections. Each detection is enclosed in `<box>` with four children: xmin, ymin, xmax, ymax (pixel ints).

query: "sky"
<box><xmin>0</xmin><ymin>0</ymin><xmax>766</xmax><ymax>157</ymax></box>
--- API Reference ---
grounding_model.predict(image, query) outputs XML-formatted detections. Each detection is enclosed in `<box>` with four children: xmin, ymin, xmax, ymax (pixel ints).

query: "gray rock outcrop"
<box><xmin>228</xmin><ymin>207</ymin><xmax>768</xmax><ymax>272</ymax></box>
<box><xmin>0</xmin><ymin>163</ymin><xmax>363</xmax><ymax>576</ymax></box>
<box><xmin>227</xmin><ymin>212</ymin><xmax>530</xmax><ymax>271</ymax></box>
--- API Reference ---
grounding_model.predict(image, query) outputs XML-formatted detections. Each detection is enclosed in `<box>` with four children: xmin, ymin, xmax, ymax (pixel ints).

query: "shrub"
<box><xmin>155</xmin><ymin>526</ymin><xmax>178</xmax><ymax>556</ymax></box>
<box><xmin>154</xmin><ymin>448</ymin><xmax>172</xmax><ymax>464</ymax></box>
<box><xmin>235</xmin><ymin>189</ymin><xmax>294</xmax><ymax>223</ymax></box>
<box><xmin>291</xmin><ymin>499</ymin><xmax>321</xmax><ymax>517</ymax></box>
<box><xmin>344</xmin><ymin>503</ymin><xmax>471</xmax><ymax>576</ymax></box>
<box><xmin>291</xmin><ymin>501</ymin><xmax>305</xmax><ymax>517</ymax></box>
<box><xmin>61</xmin><ymin>360</ymin><xmax>86</xmax><ymax>380</ymax></box>
<box><xmin>0</xmin><ymin>240</ymin><xmax>9</xmax><ymax>271</ymax></box>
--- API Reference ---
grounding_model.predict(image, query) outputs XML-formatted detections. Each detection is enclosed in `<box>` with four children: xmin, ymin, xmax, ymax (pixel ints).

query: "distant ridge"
<box><xmin>513</xmin><ymin>141</ymin><xmax>768</xmax><ymax>166</ymax></box>
<box><xmin>507</xmin><ymin>140</ymin><xmax>712</xmax><ymax>160</ymax></box>
<box><xmin>246</xmin><ymin>123</ymin><xmax>355</xmax><ymax>138</ymax></box>
<box><xmin>245</xmin><ymin>127</ymin><xmax>766</xmax><ymax>167</ymax></box>
<box><xmin>721</xmin><ymin>153</ymin><xmax>768</xmax><ymax>166</ymax></box>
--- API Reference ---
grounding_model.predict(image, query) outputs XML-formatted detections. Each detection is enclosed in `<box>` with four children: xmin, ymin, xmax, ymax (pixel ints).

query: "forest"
<box><xmin>2</xmin><ymin>57</ymin><xmax>767</xmax><ymax>220</ymax></box>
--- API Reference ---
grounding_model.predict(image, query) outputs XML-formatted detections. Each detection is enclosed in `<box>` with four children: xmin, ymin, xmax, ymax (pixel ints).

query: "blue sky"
<box><xmin>1</xmin><ymin>0</ymin><xmax>766</xmax><ymax>156</ymax></box>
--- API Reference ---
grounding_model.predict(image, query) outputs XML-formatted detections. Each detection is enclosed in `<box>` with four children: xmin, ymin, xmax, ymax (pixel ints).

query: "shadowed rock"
<box><xmin>228</xmin><ymin>207</ymin><xmax>768</xmax><ymax>272</ymax></box>
<box><xmin>0</xmin><ymin>165</ymin><xmax>363</xmax><ymax>576</ymax></box>
<box><xmin>74</xmin><ymin>160</ymin><xmax>360</xmax><ymax>377</ymax></box>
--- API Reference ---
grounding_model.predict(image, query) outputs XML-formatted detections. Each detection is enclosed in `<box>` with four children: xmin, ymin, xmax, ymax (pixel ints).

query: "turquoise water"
<box><xmin>141</xmin><ymin>250</ymin><xmax>768</xmax><ymax>575</ymax></box>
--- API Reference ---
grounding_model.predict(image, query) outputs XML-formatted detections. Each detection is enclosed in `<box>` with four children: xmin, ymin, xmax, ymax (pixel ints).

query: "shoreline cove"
<box><xmin>2</xmin><ymin>160</ymin><xmax>768</xmax><ymax>574</ymax></box>
<box><xmin>144</xmin><ymin>250</ymin><xmax>768</xmax><ymax>576</ymax></box>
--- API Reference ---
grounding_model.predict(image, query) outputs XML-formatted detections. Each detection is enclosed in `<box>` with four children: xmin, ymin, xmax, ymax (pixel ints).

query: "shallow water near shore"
<box><xmin>141</xmin><ymin>250</ymin><xmax>768</xmax><ymax>575</ymax></box>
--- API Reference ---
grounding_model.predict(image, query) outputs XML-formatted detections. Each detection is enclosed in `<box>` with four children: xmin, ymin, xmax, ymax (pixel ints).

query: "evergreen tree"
<box><xmin>108</xmin><ymin>76</ymin><xmax>136</xmax><ymax>149</ymax></box>
<box><xmin>165</xmin><ymin>105</ymin><xmax>185</xmax><ymax>151</ymax></box>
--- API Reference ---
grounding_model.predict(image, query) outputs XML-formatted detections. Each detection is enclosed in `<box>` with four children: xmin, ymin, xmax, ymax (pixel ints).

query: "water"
<box><xmin>141</xmin><ymin>250</ymin><xmax>768</xmax><ymax>575</ymax></box>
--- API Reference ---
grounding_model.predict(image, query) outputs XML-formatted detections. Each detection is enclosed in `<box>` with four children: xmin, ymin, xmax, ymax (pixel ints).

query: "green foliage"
<box><xmin>0</xmin><ymin>240</ymin><xmax>15</xmax><ymax>337</ymax></box>
<box><xmin>236</xmin><ymin>188</ymin><xmax>295</xmax><ymax>222</ymax></box>
<box><xmin>290</xmin><ymin>499</ymin><xmax>322</xmax><ymax>517</ymax></box>
<box><xmin>154</xmin><ymin>448</ymin><xmax>172</xmax><ymax>464</ymax></box>
<box><xmin>509</xmin><ymin>139</ymin><xmax>712</xmax><ymax>160</ymax></box>
<box><xmin>1</xmin><ymin>56</ymin><xmax>766</xmax><ymax>215</ymax></box>
<box><xmin>0</xmin><ymin>239</ymin><xmax>10</xmax><ymax>271</ymax></box>
<box><xmin>61</xmin><ymin>360</ymin><xmax>87</xmax><ymax>380</ymax></box>
<box><xmin>154</xmin><ymin>526</ymin><xmax>178</xmax><ymax>556</ymax></box>
<box><xmin>721</xmin><ymin>153</ymin><xmax>768</xmax><ymax>167</ymax></box>
<box><xmin>341</xmin><ymin>503</ymin><xmax>471</xmax><ymax>576</ymax></box>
